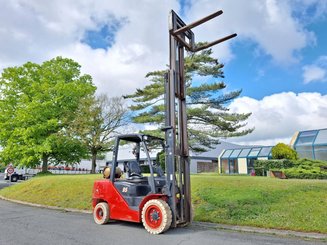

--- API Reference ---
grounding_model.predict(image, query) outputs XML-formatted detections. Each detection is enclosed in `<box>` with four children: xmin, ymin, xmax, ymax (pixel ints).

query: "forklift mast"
<box><xmin>164</xmin><ymin>10</ymin><xmax>237</xmax><ymax>227</ymax></box>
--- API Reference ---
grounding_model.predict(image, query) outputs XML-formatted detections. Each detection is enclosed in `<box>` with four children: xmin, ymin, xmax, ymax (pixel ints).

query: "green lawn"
<box><xmin>0</xmin><ymin>174</ymin><xmax>326</xmax><ymax>233</ymax></box>
<box><xmin>0</xmin><ymin>174</ymin><xmax>97</xmax><ymax>210</ymax></box>
<box><xmin>192</xmin><ymin>174</ymin><xmax>327</xmax><ymax>233</ymax></box>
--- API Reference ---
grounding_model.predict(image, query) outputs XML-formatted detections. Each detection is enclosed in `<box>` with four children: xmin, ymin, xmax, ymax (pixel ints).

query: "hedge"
<box><xmin>283</xmin><ymin>168</ymin><xmax>327</xmax><ymax>179</ymax></box>
<box><xmin>254</xmin><ymin>158</ymin><xmax>327</xmax><ymax>179</ymax></box>
<box><xmin>254</xmin><ymin>159</ymin><xmax>293</xmax><ymax>176</ymax></box>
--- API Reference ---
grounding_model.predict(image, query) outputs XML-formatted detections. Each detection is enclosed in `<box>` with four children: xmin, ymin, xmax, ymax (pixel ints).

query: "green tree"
<box><xmin>124</xmin><ymin>49</ymin><xmax>253</xmax><ymax>152</ymax></box>
<box><xmin>69</xmin><ymin>95</ymin><xmax>129</xmax><ymax>173</ymax></box>
<box><xmin>0</xmin><ymin>57</ymin><xmax>96</xmax><ymax>172</ymax></box>
<box><xmin>272</xmin><ymin>143</ymin><xmax>298</xmax><ymax>160</ymax></box>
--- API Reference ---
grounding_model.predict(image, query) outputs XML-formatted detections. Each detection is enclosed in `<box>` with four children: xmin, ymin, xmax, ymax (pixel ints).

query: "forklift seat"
<box><xmin>125</xmin><ymin>161</ymin><xmax>143</xmax><ymax>178</ymax></box>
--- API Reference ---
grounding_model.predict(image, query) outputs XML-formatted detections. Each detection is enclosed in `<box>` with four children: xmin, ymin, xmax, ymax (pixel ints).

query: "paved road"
<box><xmin>0</xmin><ymin>173</ymin><xmax>12</xmax><ymax>190</ymax></box>
<box><xmin>0</xmin><ymin>200</ymin><xmax>324</xmax><ymax>245</ymax></box>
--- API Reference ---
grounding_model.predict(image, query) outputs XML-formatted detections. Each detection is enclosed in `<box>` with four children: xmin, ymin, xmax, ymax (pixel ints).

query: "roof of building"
<box><xmin>190</xmin><ymin>141</ymin><xmax>252</xmax><ymax>159</ymax></box>
<box><xmin>220</xmin><ymin>146</ymin><xmax>273</xmax><ymax>159</ymax></box>
<box><xmin>293</xmin><ymin>128</ymin><xmax>327</xmax><ymax>146</ymax></box>
<box><xmin>292</xmin><ymin>128</ymin><xmax>327</xmax><ymax>160</ymax></box>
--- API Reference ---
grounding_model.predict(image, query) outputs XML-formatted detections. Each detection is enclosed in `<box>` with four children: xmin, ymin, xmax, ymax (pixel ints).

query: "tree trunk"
<box><xmin>42</xmin><ymin>154</ymin><xmax>48</xmax><ymax>172</ymax></box>
<box><xmin>91</xmin><ymin>151</ymin><xmax>97</xmax><ymax>174</ymax></box>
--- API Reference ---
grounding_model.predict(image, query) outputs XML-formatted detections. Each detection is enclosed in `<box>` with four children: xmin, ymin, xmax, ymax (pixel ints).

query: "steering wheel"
<box><xmin>129</xmin><ymin>172</ymin><xmax>142</xmax><ymax>178</ymax></box>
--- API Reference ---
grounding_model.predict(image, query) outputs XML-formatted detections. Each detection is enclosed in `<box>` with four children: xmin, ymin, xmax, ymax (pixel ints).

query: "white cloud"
<box><xmin>228</xmin><ymin>92</ymin><xmax>327</xmax><ymax>145</ymax></box>
<box><xmin>0</xmin><ymin>0</ymin><xmax>324</xmax><ymax>98</ymax></box>
<box><xmin>303</xmin><ymin>65</ymin><xmax>326</xmax><ymax>83</ymax></box>
<box><xmin>0</xmin><ymin>0</ymin><xmax>179</xmax><ymax>96</ymax></box>
<box><xmin>186</xmin><ymin>0</ymin><xmax>316</xmax><ymax>64</ymax></box>
<box><xmin>302</xmin><ymin>56</ymin><xmax>327</xmax><ymax>83</ymax></box>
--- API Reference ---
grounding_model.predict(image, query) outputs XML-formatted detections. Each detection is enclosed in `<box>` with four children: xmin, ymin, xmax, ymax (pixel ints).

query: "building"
<box><xmin>189</xmin><ymin>141</ymin><xmax>246</xmax><ymax>173</ymax></box>
<box><xmin>218</xmin><ymin>146</ymin><xmax>272</xmax><ymax>174</ymax></box>
<box><xmin>218</xmin><ymin>128</ymin><xmax>327</xmax><ymax>175</ymax></box>
<box><xmin>290</xmin><ymin>128</ymin><xmax>327</xmax><ymax>161</ymax></box>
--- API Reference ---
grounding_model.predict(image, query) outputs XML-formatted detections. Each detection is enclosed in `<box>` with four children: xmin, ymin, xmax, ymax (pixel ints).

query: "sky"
<box><xmin>0</xmin><ymin>0</ymin><xmax>326</xmax><ymax>146</ymax></box>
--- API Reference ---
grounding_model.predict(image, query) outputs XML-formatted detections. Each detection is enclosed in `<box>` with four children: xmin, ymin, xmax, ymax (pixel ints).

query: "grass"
<box><xmin>0</xmin><ymin>174</ymin><xmax>326</xmax><ymax>233</ymax></box>
<box><xmin>0</xmin><ymin>174</ymin><xmax>98</xmax><ymax>210</ymax></box>
<box><xmin>192</xmin><ymin>174</ymin><xmax>327</xmax><ymax>233</ymax></box>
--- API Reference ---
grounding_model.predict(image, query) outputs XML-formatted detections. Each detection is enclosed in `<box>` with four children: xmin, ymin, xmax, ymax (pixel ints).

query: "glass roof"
<box><xmin>230</xmin><ymin>149</ymin><xmax>242</xmax><ymax>158</ymax></box>
<box><xmin>295</xmin><ymin>129</ymin><xmax>327</xmax><ymax>146</ymax></box>
<box><xmin>314</xmin><ymin>129</ymin><xmax>327</xmax><ymax>145</ymax></box>
<box><xmin>238</xmin><ymin>148</ymin><xmax>251</xmax><ymax>157</ymax></box>
<box><xmin>221</xmin><ymin>146</ymin><xmax>272</xmax><ymax>159</ymax></box>
<box><xmin>294</xmin><ymin>129</ymin><xmax>327</xmax><ymax>161</ymax></box>
<box><xmin>221</xmin><ymin>149</ymin><xmax>233</xmax><ymax>158</ymax></box>
<box><xmin>296</xmin><ymin>130</ymin><xmax>317</xmax><ymax>145</ymax></box>
<box><xmin>258</xmin><ymin>146</ymin><xmax>273</xmax><ymax>157</ymax></box>
<box><xmin>248</xmin><ymin>148</ymin><xmax>261</xmax><ymax>157</ymax></box>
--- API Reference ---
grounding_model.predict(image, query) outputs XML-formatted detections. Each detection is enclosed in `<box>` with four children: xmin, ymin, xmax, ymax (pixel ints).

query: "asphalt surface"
<box><xmin>0</xmin><ymin>173</ymin><xmax>12</xmax><ymax>189</ymax></box>
<box><xmin>0</xmin><ymin>199</ymin><xmax>325</xmax><ymax>245</ymax></box>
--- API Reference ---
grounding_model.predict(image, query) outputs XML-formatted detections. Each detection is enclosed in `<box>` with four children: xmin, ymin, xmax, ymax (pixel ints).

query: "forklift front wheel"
<box><xmin>141</xmin><ymin>199</ymin><xmax>172</xmax><ymax>234</ymax></box>
<box><xmin>93</xmin><ymin>202</ymin><xmax>110</xmax><ymax>225</ymax></box>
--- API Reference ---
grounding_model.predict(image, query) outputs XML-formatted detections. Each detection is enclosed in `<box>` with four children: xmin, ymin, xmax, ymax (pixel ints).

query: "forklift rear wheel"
<box><xmin>141</xmin><ymin>199</ymin><xmax>172</xmax><ymax>234</ymax></box>
<box><xmin>93</xmin><ymin>202</ymin><xmax>110</xmax><ymax>225</ymax></box>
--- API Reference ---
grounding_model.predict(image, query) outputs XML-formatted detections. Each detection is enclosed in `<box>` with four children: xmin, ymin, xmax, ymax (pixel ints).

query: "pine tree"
<box><xmin>124</xmin><ymin>49</ymin><xmax>253</xmax><ymax>152</ymax></box>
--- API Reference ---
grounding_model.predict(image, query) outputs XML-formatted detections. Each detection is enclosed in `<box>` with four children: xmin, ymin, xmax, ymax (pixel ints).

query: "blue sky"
<box><xmin>0</xmin><ymin>0</ymin><xmax>326</xmax><ymax>145</ymax></box>
<box><xmin>225</xmin><ymin>37</ymin><xmax>327</xmax><ymax>100</ymax></box>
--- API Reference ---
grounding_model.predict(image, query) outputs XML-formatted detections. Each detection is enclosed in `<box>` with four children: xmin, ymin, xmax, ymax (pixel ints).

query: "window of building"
<box><xmin>247</xmin><ymin>158</ymin><xmax>256</xmax><ymax>174</ymax></box>
<box><xmin>229</xmin><ymin>159</ymin><xmax>238</xmax><ymax>174</ymax></box>
<box><xmin>230</xmin><ymin>149</ymin><xmax>241</xmax><ymax>158</ymax></box>
<box><xmin>296</xmin><ymin>145</ymin><xmax>314</xmax><ymax>159</ymax></box>
<box><xmin>248</xmin><ymin>148</ymin><xmax>261</xmax><ymax>157</ymax></box>
<box><xmin>314</xmin><ymin>145</ymin><xmax>327</xmax><ymax>160</ymax></box>
<box><xmin>258</xmin><ymin>146</ymin><xmax>272</xmax><ymax>157</ymax></box>
<box><xmin>221</xmin><ymin>149</ymin><xmax>233</xmax><ymax>158</ymax></box>
<box><xmin>221</xmin><ymin>159</ymin><xmax>229</xmax><ymax>174</ymax></box>
<box><xmin>197</xmin><ymin>161</ymin><xmax>216</xmax><ymax>173</ymax></box>
<box><xmin>238</xmin><ymin>148</ymin><xmax>251</xmax><ymax>157</ymax></box>
<box><xmin>314</xmin><ymin>129</ymin><xmax>327</xmax><ymax>145</ymax></box>
<box><xmin>296</xmin><ymin>130</ymin><xmax>318</xmax><ymax>145</ymax></box>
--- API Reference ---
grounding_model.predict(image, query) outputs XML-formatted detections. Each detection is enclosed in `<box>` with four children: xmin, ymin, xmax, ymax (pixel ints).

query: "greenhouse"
<box><xmin>218</xmin><ymin>146</ymin><xmax>272</xmax><ymax>174</ymax></box>
<box><xmin>291</xmin><ymin>128</ymin><xmax>327</xmax><ymax>161</ymax></box>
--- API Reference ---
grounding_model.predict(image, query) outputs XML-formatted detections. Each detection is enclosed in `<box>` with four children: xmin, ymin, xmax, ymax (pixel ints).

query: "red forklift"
<box><xmin>92</xmin><ymin>9</ymin><xmax>236</xmax><ymax>234</ymax></box>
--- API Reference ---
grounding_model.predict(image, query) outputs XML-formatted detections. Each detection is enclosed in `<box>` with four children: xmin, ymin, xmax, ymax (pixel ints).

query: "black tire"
<box><xmin>141</xmin><ymin>199</ymin><xmax>172</xmax><ymax>234</ymax></box>
<box><xmin>10</xmin><ymin>175</ymin><xmax>18</xmax><ymax>182</ymax></box>
<box><xmin>93</xmin><ymin>202</ymin><xmax>110</xmax><ymax>225</ymax></box>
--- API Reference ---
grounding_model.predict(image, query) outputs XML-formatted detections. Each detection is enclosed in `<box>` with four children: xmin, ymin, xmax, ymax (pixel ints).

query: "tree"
<box><xmin>69</xmin><ymin>95</ymin><xmax>129</xmax><ymax>173</ymax></box>
<box><xmin>0</xmin><ymin>57</ymin><xmax>96</xmax><ymax>172</ymax></box>
<box><xmin>124</xmin><ymin>49</ymin><xmax>253</xmax><ymax>152</ymax></box>
<box><xmin>272</xmin><ymin>143</ymin><xmax>298</xmax><ymax>160</ymax></box>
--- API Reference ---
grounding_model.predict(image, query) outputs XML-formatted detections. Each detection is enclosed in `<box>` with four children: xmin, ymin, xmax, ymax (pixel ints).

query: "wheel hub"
<box><xmin>97</xmin><ymin>209</ymin><xmax>103</xmax><ymax>219</ymax></box>
<box><xmin>150</xmin><ymin>210</ymin><xmax>160</xmax><ymax>222</ymax></box>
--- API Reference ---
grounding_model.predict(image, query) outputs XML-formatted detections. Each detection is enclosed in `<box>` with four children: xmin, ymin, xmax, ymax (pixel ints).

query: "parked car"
<box><xmin>4</xmin><ymin>164</ymin><xmax>26</xmax><ymax>182</ymax></box>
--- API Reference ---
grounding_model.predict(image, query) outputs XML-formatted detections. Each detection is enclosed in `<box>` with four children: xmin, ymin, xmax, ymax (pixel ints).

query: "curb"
<box><xmin>0</xmin><ymin>195</ymin><xmax>92</xmax><ymax>214</ymax></box>
<box><xmin>1</xmin><ymin>196</ymin><xmax>326</xmax><ymax>240</ymax></box>
<box><xmin>192</xmin><ymin>222</ymin><xmax>327</xmax><ymax>240</ymax></box>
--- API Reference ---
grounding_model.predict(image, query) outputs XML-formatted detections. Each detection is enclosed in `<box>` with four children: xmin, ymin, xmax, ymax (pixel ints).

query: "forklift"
<box><xmin>92</xmin><ymin>9</ymin><xmax>236</xmax><ymax>234</ymax></box>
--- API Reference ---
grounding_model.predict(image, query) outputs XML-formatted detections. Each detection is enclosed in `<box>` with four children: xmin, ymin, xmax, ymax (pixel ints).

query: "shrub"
<box><xmin>254</xmin><ymin>158</ymin><xmax>327</xmax><ymax>179</ymax></box>
<box><xmin>140</xmin><ymin>165</ymin><xmax>150</xmax><ymax>173</ymax></box>
<box><xmin>156</xmin><ymin>151</ymin><xmax>165</xmax><ymax>171</ymax></box>
<box><xmin>283</xmin><ymin>168</ymin><xmax>327</xmax><ymax>179</ymax></box>
<box><xmin>272</xmin><ymin>143</ymin><xmax>298</xmax><ymax>160</ymax></box>
<box><xmin>36</xmin><ymin>171</ymin><xmax>53</xmax><ymax>177</ymax></box>
<box><xmin>293</xmin><ymin>158</ymin><xmax>327</xmax><ymax>168</ymax></box>
<box><xmin>254</xmin><ymin>159</ymin><xmax>293</xmax><ymax>176</ymax></box>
